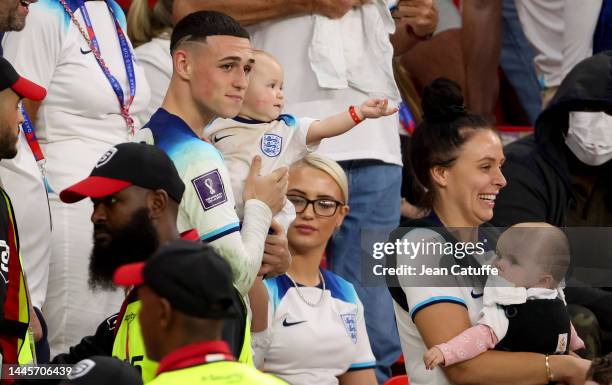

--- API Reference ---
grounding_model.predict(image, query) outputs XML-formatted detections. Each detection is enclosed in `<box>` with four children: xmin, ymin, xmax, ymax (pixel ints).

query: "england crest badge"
<box><xmin>261</xmin><ymin>134</ymin><xmax>282</xmax><ymax>157</ymax></box>
<box><xmin>341</xmin><ymin>313</ymin><xmax>358</xmax><ymax>344</ymax></box>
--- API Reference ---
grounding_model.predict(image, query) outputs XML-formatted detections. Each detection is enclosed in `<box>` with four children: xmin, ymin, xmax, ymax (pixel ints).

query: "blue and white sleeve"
<box><xmin>179</xmin><ymin>155</ymin><xmax>271</xmax><ymax>296</ymax></box>
<box><xmin>399</xmin><ymin>229</ymin><xmax>468</xmax><ymax>321</ymax></box>
<box><xmin>349</xmin><ymin>297</ymin><xmax>376</xmax><ymax>371</ymax></box>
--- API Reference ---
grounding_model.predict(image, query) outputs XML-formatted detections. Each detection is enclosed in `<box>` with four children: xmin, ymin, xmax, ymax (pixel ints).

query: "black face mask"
<box><xmin>89</xmin><ymin>207</ymin><xmax>159</xmax><ymax>291</ymax></box>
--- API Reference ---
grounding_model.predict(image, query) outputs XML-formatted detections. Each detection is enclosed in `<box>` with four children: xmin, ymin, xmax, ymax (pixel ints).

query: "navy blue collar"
<box><xmin>233</xmin><ymin>116</ymin><xmax>268</xmax><ymax>124</ymax></box>
<box><xmin>147</xmin><ymin>108</ymin><xmax>198</xmax><ymax>138</ymax></box>
<box><xmin>426</xmin><ymin>210</ymin><xmax>444</xmax><ymax>226</ymax></box>
<box><xmin>232</xmin><ymin>114</ymin><xmax>296</xmax><ymax>126</ymax></box>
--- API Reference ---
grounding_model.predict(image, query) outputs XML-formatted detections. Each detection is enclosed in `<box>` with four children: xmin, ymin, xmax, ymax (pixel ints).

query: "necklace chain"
<box><xmin>285</xmin><ymin>271</ymin><xmax>325</xmax><ymax>307</ymax></box>
<box><xmin>59</xmin><ymin>0</ymin><xmax>136</xmax><ymax>134</ymax></box>
<box><xmin>60</xmin><ymin>0</ymin><xmax>105</xmax><ymax>68</ymax></box>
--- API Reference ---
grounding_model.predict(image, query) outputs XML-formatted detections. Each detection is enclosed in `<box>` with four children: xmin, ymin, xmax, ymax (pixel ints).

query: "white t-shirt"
<box><xmin>246</xmin><ymin>1</ymin><xmax>402</xmax><ymax>165</ymax></box>
<box><xmin>134</xmin><ymin>36</ymin><xmax>171</xmax><ymax>125</ymax></box>
<box><xmin>515</xmin><ymin>0</ymin><xmax>602</xmax><ymax>89</ymax></box>
<box><xmin>2</xmin><ymin>0</ymin><xmax>151</xmax><ymax>193</ymax></box>
<box><xmin>393</xmin><ymin>228</ymin><xmax>489</xmax><ymax>385</ymax></box>
<box><xmin>253</xmin><ymin>270</ymin><xmax>376</xmax><ymax>385</ymax></box>
<box><xmin>205</xmin><ymin>115</ymin><xmax>318</xmax><ymax>231</ymax></box>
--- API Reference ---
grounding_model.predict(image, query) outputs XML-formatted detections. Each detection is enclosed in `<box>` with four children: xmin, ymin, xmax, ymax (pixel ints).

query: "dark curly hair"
<box><xmin>409</xmin><ymin>77</ymin><xmax>494</xmax><ymax>209</ymax></box>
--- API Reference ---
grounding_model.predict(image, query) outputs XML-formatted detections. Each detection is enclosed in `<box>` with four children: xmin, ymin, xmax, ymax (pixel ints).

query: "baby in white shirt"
<box><xmin>423</xmin><ymin>223</ymin><xmax>585</xmax><ymax>370</ymax></box>
<box><xmin>205</xmin><ymin>50</ymin><xmax>397</xmax><ymax>232</ymax></box>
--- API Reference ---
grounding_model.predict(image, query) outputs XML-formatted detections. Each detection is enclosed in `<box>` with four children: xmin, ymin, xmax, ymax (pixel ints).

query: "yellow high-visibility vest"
<box><xmin>112</xmin><ymin>290</ymin><xmax>252</xmax><ymax>383</ymax></box>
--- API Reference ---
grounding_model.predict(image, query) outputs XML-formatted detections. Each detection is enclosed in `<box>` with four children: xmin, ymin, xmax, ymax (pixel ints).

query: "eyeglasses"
<box><xmin>287</xmin><ymin>195</ymin><xmax>344</xmax><ymax>217</ymax></box>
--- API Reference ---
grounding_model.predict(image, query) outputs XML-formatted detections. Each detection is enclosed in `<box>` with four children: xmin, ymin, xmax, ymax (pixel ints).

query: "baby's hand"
<box><xmin>423</xmin><ymin>346</ymin><xmax>445</xmax><ymax>370</ymax></box>
<box><xmin>359</xmin><ymin>98</ymin><xmax>398</xmax><ymax>119</ymax></box>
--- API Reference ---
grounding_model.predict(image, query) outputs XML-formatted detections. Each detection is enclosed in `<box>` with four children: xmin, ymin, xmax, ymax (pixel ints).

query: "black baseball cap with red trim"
<box><xmin>60</xmin><ymin>142</ymin><xmax>185</xmax><ymax>204</ymax></box>
<box><xmin>113</xmin><ymin>240</ymin><xmax>237</xmax><ymax>319</ymax></box>
<box><xmin>0</xmin><ymin>57</ymin><xmax>46</xmax><ymax>101</ymax></box>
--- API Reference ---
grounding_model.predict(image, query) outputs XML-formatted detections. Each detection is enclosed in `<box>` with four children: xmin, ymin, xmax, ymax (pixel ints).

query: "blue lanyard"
<box><xmin>61</xmin><ymin>0</ymin><xmax>137</xmax><ymax>133</ymax></box>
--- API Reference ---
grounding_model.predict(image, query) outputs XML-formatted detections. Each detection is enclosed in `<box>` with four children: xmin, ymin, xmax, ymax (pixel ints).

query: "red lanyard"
<box><xmin>156</xmin><ymin>341</ymin><xmax>235</xmax><ymax>376</ymax></box>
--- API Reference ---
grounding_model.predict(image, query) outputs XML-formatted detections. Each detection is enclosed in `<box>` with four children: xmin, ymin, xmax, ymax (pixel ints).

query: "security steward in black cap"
<box><xmin>113</xmin><ymin>240</ymin><xmax>286</xmax><ymax>385</ymax></box>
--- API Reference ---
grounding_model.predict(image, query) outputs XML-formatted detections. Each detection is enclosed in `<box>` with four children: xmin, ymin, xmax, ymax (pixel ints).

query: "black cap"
<box><xmin>170</xmin><ymin>10</ymin><xmax>249</xmax><ymax>53</ymax></box>
<box><xmin>60</xmin><ymin>142</ymin><xmax>185</xmax><ymax>204</ymax></box>
<box><xmin>0</xmin><ymin>57</ymin><xmax>46</xmax><ymax>101</ymax></box>
<box><xmin>60</xmin><ymin>356</ymin><xmax>143</xmax><ymax>385</ymax></box>
<box><xmin>113</xmin><ymin>240</ymin><xmax>237</xmax><ymax>319</ymax></box>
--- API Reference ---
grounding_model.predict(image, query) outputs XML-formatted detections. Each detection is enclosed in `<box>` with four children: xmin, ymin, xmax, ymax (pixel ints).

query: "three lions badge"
<box><xmin>261</xmin><ymin>134</ymin><xmax>282</xmax><ymax>157</ymax></box>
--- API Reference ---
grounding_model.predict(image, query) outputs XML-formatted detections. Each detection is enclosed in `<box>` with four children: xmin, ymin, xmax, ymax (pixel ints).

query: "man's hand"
<box><xmin>259</xmin><ymin>220</ymin><xmax>291</xmax><ymax>277</ymax></box>
<box><xmin>394</xmin><ymin>0</ymin><xmax>437</xmax><ymax>38</ymax></box>
<box><xmin>359</xmin><ymin>98</ymin><xmax>398</xmax><ymax>119</ymax></box>
<box><xmin>311</xmin><ymin>0</ymin><xmax>370</xmax><ymax>19</ymax></box>
<box><xmin>423</xmin><ymin>346</ymin><xmax>444</xmax><ymax>370</ymax></box>
<box><xmin>30</xmin><ymin>304</ymin><xmax>43</xmax><ymax>342</ymax></box>
<box><xmin>243</xmin><ymin>156</ymin><xmax>288</xmax><ymax>216</ymax></box>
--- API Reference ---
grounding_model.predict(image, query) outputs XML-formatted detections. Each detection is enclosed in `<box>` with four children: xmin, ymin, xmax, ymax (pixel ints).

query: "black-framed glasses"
<box><xmin>287</xmin><ymin>195</ymin><xmax>344</xmax><ymax>217</ymax></box>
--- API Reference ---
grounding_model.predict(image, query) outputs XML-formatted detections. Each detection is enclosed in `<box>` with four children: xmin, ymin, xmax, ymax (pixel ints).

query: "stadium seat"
<box><xmin>383</xmin><ymin>374</ymin><xmax>410</xmax><ymax>385</ymax></box>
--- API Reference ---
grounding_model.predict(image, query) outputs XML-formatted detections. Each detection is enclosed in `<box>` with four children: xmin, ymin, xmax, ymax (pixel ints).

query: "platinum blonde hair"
<box><xmin>291</xmin><ymin>154</ymin><xmax>349</xmax><ymax>204</ymax></box>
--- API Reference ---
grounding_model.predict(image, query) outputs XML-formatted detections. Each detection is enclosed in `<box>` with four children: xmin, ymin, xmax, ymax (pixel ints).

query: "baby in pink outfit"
<box><xmin>424</xmin><ymin>223</ymin><xmax>585</xmax><ymax>370</ymax></box>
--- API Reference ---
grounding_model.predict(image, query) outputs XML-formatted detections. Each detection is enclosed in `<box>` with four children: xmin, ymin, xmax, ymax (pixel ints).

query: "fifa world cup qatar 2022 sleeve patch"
<box><xmin>192</xmin><ymin>169</ymin><xmax>228</xmax><ymax>210</ymax></box>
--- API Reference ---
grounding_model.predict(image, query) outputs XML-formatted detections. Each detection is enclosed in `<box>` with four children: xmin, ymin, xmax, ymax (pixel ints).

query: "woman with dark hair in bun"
<box><xmin>389</xmin><ymin>78</ymin><xmax>590</xmax><ymax>385</ymax></box>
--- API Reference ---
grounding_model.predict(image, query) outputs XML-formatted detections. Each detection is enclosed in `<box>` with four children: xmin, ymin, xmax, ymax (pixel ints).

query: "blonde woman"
<box><xmin>251</xmin><ymin>154</ymin><xmax>377</xmax><ymax>385</ymax></box>
<box><xmin>128</xmin><ymin>0</ymin><xmax>173</xmax><ymax>123</ymax></box>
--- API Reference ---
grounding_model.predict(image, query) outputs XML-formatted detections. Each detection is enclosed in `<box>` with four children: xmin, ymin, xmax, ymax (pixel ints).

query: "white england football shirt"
<box><xmin>253</xmin><ymin>270</ymin><xmax>376</xmax><ymax>385</ymax></box>
<box><xmin>205</xmin><ymin>115</ymin><xmax>318</xmax><ymax>232</ymax></box>
<box><xmin>393</xmin><ymin>228</ymin><xmax>486</xmax><ymax>385</ymax></box>
<box><xmin>2</xmin><ymin>0</ymin><xmax>151</xmax><ymax>193</ymax></box>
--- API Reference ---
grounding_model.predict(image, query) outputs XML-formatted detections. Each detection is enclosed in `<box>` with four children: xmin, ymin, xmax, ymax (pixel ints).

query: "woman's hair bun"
<box><xmin>422</xmin><ymin>77</ymin><xmax>467</xmax><ymax>123</ymax></box>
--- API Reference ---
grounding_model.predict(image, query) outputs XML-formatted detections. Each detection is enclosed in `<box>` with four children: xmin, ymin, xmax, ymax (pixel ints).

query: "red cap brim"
<box><xmin>12</xmin><ymin>76</ymin><xmax>46</xmax><ymax>102</ymax></box>
<box><xmin>113</xmin><ymin>262</ymin><xmax>145</xmax><ymax>286</ymax></box>
<box><xmin>60</xmin><ymin>176</ymin><xmax>132</xmax><ymax>203</ymax></box>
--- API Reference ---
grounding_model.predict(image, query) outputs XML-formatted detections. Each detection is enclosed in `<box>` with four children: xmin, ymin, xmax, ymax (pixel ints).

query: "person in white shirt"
<box><xmin>206</xmin><ymin>50</ymin><xmax>397</xmax><ymax>233</ymax></box>
<box><xmin>2</xmin><ymin>0</ymin><xmax>151</xmax><ymax>356</ymax></box>
<box><xmin>173</xmin><ymin>2</ymin><xmax>438</xmax><ymax>381</ymax></box>
<box><xmin>128</xmin><ymin>0</ymin><xmax>173</xmax><ymax>124</ymax></box>
<box><xmin>514</xmin><ymin>0</ymin><xmax>603</xmax><ymax>106</ymax></box>
<box><xmin>252</xmin><ymin>154</ymin><xmax>377</xmax><ymax>385</ymax></box>
<box><xmin>390</xmin><ymin>77</ymin><xmax>590</xmax><ymax>385</ymax></box>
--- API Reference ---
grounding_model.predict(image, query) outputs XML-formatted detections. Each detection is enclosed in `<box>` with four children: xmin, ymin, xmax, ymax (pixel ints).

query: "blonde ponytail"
<box><xmin>127</xmin><ymin>0</ymin><xmax>173</xmax><ymax>48</ymax></box>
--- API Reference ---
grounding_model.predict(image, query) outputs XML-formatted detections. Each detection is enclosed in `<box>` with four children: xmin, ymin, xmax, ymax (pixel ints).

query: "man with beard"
<box><xmin>0</xmin><ymin>0</ymin><xmax>36</xmax><ymax>32</ymax></box>
<box><xmin>0</xmin><ymin>56</ymin><xmax>46</xmax><ymax>370</ymax></box>
<box><xmin>45</xmin><ymin>142</ymin><xmax>251</xmax><ymax>384</ymax></box>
